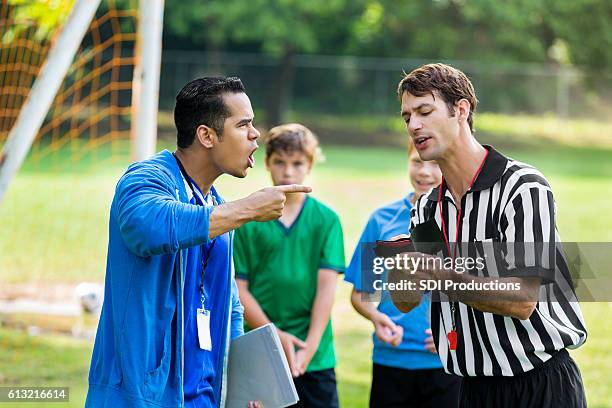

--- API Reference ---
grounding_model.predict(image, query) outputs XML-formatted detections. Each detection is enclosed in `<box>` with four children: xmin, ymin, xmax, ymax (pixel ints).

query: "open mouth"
<box><xmin>415</xmin><ymin>136</ymin><xmax>432</xmax><ymax>148</ymax></box>
<box><xmin>247</xmin><ymin>146</ymin><xmax>257</xmax><ymax>168</ymax></box>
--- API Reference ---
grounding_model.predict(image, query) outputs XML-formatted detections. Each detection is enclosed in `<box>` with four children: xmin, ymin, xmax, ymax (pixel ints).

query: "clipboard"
<box><xmin>225</xmin><ymin>323</ymin><xmax>299</xmax><ymax>408</ymax></box>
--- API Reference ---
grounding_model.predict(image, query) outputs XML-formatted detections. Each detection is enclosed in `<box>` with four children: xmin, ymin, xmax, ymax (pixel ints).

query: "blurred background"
<box><xmin>0</xmin><ymin>0</ymin><xmax>611</xmax><ymax>406</ymax></box>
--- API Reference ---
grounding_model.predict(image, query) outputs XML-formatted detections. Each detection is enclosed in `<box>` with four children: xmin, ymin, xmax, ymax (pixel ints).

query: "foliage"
<box><xmin>164</xmin><ymin>0</ymin><xmax>365</xmax><ymax>56</ymax></box>
<box><xmin>2</xmin><ymin>0</ymin><xmax>75</xmax><ymax>44</ymax></box>
<box><xmin>163</xmin><ymin>0</ymin><xmax>612</xmax><ymax>72</ymax></box>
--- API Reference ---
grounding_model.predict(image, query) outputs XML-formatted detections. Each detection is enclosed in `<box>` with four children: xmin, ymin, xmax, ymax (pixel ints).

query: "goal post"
<box><xmin>130</xmin><ymin>0</ymin><xmax>165</xmax><ymax>162</ymax></box>
<box><xmin>0</xmin><ymin>0</ymin><xmax>102</xmax><ymax>202</ymax></box>
<box><xmin>0</xmin><ymin>0</ymin><xmax>165</xmax><ymax>204</ymax></box>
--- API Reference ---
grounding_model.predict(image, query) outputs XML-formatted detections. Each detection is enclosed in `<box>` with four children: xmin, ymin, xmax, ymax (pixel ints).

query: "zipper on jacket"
<box><xmin>219</xmin><ymin>231</ymin><xmax>234</xmax><ymax>408</ymax></box>
<box><xmin>180</xmin><ymin>249</ymin><xmax>185</xmax><ymax>407</ymax></box>
<box><xmin>176</xmin><ymin>187</ymin><xmax>185</xmax><ymax>408</ymax></box>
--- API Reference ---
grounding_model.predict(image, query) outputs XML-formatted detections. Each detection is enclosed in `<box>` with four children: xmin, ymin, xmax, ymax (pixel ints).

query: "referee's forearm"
<box><xmin>440</xmin><ymin>271</ymin><xmax>540</xmax><ymax>320</ymax></box>
<box><xmin>466</xmin><ymin>299</ymin><xmax>537</xmax><ymax>320</ymax></box>
<box><xmin>389</xmin><ymin>269</ymin><xmax>422</xmax><ymax>313</ymax></box>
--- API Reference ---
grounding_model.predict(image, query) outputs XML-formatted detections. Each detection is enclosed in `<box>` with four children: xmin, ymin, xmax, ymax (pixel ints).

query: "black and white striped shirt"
<box><xmin>410</xmin><ymin>145</ymin><xmax>587</xmax><ymax>377</ymax></box>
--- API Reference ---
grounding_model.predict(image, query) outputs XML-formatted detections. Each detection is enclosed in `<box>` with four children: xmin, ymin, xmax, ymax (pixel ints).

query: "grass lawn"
<box><xmin>1</xmin><ymin>140</ymin><xmax>611</xmax><ymax>407</ymax></box>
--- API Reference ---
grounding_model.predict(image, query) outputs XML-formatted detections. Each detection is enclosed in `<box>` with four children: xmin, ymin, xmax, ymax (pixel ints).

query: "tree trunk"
<box><xmin>266</xmin><ymin>51</ymin><xmax>294</xmax><ymax>128</ymax></box>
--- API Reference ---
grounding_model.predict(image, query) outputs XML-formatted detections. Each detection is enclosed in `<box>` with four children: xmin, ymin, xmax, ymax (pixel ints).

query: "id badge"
<box><xmin>196</xmin><ymin>308</ymin><xmax>212</xmax><ymax>351</ymax></box>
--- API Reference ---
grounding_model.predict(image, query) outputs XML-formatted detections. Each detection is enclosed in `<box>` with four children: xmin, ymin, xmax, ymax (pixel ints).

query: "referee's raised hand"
<box><xmin>246</xmin><ymin>184</ymin><xmax>312</xmax><ymax>222</ymax></box>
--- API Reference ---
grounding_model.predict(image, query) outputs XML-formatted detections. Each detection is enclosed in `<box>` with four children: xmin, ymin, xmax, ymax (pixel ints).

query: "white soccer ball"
<box><xmin>75</xmin><ymin>282</ymin><xmax>104</xmax><ymax>314</ymax></box>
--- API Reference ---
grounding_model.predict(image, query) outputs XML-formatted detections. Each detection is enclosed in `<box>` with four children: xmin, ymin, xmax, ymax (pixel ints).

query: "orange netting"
<box><xmin>0</xmin><ymin>0</ymin><xmax>137</xmax><ymax>167</ymax></box>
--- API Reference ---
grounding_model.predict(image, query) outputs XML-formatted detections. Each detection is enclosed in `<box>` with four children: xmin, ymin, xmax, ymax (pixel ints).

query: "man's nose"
<box><xmin>250</xmin><ymin>126</ymin><xmax>260</xmax><ymax>140</ymax></box>
<box><xmin>409</xmin><ymin>118</ymin><xmax>422</xmax><ymax>133</ymax></box>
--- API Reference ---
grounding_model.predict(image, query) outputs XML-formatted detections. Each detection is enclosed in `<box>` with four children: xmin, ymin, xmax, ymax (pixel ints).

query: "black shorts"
<box><xmin>369</xmin><ymin>363</ymin><xmax>461</xmax><ymax>408</ymax></box>
<box><xmin>291</xmin><ymin>368</ymin><xmax>339</xmax><ymax>408</ymax></box>
<box><xmin>460</xmin><ymin>348</ymin><xmax>586</xmax><ymax>408</ymax></box>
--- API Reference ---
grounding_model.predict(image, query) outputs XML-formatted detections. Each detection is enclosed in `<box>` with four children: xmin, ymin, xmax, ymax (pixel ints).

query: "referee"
<box><xmin>392</xmin><ymin>63</ymin><xmax>587</xmax><ymax>408</ymax></box>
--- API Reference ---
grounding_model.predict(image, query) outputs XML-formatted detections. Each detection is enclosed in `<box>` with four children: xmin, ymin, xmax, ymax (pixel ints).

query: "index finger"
<box><xmin>276</xmin><ymin>184</ymin><xmax>312</xmax><ymax>194</ymax></box>
<box><xmin>389</xmin><ymin>234</ymin><xmax>410</xmax><ymax>241</ymax></box>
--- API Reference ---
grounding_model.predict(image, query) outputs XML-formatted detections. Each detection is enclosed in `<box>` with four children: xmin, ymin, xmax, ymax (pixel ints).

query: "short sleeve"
<box><xmin>409</xmin><ymin>195</ymin><xmax>426</xmax><ymax>233</ymax></box>
<box><xmin>233</xmin><ymin>224</ymin><xmax>252</xmax><ymax>280</ymax></box>
<box><xmin>499</xmin><ymin>185</ymin><xmax>556</xmax><ymax>283</ymax></box>
<box><xmin>320</xmin><ymin>213</ymin><xmax>345</xmax><ymax>273</ymax></box>
<box><xmin>345</xmin><ymin>215</ymin><xmax>381</xmax><ymax>291</ymax></box>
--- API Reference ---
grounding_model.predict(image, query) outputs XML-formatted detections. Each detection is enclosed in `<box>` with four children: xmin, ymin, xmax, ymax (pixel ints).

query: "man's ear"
<box><xmin>456</xmin><ymin>99</ymin><xmax>471</xmax><ymax>124</ymax></box>
<box><xmin>195</xmin><ymin>124</ymin><xmax>217</xmax><ymax>149</ymax></box>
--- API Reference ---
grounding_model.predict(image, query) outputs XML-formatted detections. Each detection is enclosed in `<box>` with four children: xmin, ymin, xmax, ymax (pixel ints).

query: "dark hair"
<box><xmin>397</xmin><ymin>63</ymin><xmax>478</xmax><ymax>132</ymax></box>
<box><xmin>174</xmin><ymin>76</ymin><xmax>245</xmax><ymax>148</ymax></box>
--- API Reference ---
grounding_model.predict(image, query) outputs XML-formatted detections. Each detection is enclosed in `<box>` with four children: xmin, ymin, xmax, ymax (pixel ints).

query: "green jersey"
<box><xmin>233</xmin><ymin>196</ymin><xmax>345</xmax><ymax>372</ymax></box>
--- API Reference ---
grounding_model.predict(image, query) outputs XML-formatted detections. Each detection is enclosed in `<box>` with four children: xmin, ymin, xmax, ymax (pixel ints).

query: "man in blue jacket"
<box><xmin>86</xmin><ymin>77</ymin><xmax>310</xmax><ymax>408</ymax></box>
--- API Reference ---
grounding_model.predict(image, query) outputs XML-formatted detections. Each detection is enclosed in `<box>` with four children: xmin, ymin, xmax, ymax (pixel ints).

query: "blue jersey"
<box><xmin>345</xmin><ymin>194</ymin><xmax>442</xmax><ymax>370</ymax></box>
<box><xmin>182</xmin><ymin>180</ymin><xmax>231</xmax><ymax>407</ymax></box>
<box><xmin>85</xmin><ymin>150</ymin><xmax>243</xmax><ymax>408</ymax></box>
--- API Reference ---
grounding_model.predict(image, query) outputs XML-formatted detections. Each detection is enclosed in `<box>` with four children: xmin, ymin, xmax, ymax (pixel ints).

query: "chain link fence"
<box><xmin>159</xmin><ymin>51</ymin><xmax>612</xmax><ymax>121</ymax></box>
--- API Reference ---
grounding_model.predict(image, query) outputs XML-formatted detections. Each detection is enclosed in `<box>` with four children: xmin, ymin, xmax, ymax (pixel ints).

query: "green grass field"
<box><xmin>1</xmin><ymin>140</ymin><xmax>611</xmax><ymax>407</ymax></box>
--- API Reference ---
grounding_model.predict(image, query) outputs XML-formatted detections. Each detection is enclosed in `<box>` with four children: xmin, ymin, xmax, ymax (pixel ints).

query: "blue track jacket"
<box><xmin>85</xmin><ymin>150</ymin><xmax>244</xmax><ymax>407</ymax></box>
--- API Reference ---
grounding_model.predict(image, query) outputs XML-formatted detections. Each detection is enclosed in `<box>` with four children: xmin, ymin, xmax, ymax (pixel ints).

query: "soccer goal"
<box><xmin>0</xmin><ymin>0</ymin><xmax>165</xmax><ymax>203</ymax></box>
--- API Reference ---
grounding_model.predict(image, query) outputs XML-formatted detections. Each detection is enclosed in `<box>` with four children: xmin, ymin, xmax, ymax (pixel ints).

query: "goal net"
<box><xmin>0</xmin><ymin>0</ymin><xmax>138</xmax><ymax>173</ymax></box>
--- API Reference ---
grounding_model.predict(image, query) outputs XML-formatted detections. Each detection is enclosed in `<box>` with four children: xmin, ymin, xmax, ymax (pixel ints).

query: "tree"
<box><xmin>544</xmin><ymin>0</ymin><xmax>612</xmax><ymax>72</ymax></box>
<box><xmin>346</xmin><ymin>0</ymin><xmax>612</xmax><ymax>71</ymax></box>
<box><xmin>164</xmin><ymin>0</ymin><xmax>367</xmax><ymax>126</ymax></box>
<box><xmin>2</xmin><ymin>0</ymin><xmax>75</xmax><ymax>44</ymax></box>
<box><xmin>162</xmin><ymin>0</ymin><xmax>612</xmax><ymax>122</ymax></box>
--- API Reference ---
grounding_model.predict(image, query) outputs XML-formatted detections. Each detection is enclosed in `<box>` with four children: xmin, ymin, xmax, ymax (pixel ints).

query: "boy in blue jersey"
<box><xmin>345</xmin><ymin>141</ymin><xmax>461</xmax><ymax>407</ymax></box>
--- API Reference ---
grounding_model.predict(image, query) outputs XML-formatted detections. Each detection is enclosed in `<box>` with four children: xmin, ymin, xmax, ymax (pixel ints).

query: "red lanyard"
<box><xmin>437</xmin><ymin>149</ymin><xmax>489</xmax><ymax>350</ymax></box>
<box><xmin>438</xmin><ymin>149</ymin><xmax>489</xmax><ymax>257</ymax></box>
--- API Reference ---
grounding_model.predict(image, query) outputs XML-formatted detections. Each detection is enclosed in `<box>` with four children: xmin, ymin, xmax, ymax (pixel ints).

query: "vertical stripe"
<box><xmin>463</xmin><ymin>190</ymin><xmax>476</xmax><ymax>240</ymax></box>
<box><xmin>550</xmin><ymin>302</ymin><xmax>582</xmax><ymax>344</ymax></box>
<box><xmin>489</xmin><ymin>182</ymin><xmax>501</xmax><ymax>236</ymax></box>
<box><xmin>476</xmin><ymin>190</ymin><xmax>489</xmax><ymax>239</ymax></box>
<box><xmin>504</xmin><ymin>318</ymin><xmax>534</xmax><ymax>372</ymax></box>
<box><xmin>459</xmin><ymin>303</ymin><xmax>476</xmax><ymax>376</ymax></box>
<box><xmin>473</xmin><ymin>310</ymin><xmax>503</xmax><ymax>376</ymax></box>
<box><xmin>431</xmin><ymin>302</ymin><xmax>450</xmax><ymax>374</ymax></box>
<box><xmin>408</xmin><ymin>153</ymin><xmax>587</xmax><ymax>377</ymax></box>
<box><xmin>519</xmin><ymin>319</ymin><xmax>552</xmax><ymax>363</ymax></box>
<box><xmin>440</xmin><ymin>302</ymin><xmax>462</xmax><ymax>375</ymax></box>
<box><xmin>436</xmin><ymin>312</ymin><xmax>450</xmax><ymax>374</ymax></box>
<box><xmin>521</xmin><ymin>189</ymin><xmax>536</xmax><ymax>267</ymax></box>
<box><xmin>483</xmin><ymin>313</ymin><xmax>513</xmax><ymax>376</ymax></box>
<box><xmin>536</xmin><ymin>301</ymin><xmax>570</xmax><ymax>349</ymax></box>
<box><xmin>447</xmin><ymin>201</ymin><xmax>458</xmax><ymax>246</ymax></box>
<box><xmin>469</xmin><ymin>307</ymin><xmax>493</xmax><ymax>376</ymax></box>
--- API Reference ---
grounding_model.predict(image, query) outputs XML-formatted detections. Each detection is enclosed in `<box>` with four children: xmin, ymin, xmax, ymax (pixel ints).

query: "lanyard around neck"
<box><xmin>437</xmin><ymin>149</ymin><xmax>489</xmax><ymax>337</ymax></box>
<box><xmin>173</xmin><ymin>152</ymin><xmax>203</xmax><ymax>205</ymax></box>
<box><xmin>438</xmin><ymin>149</ymin><xmax>489</xmax><ymax>258</ymax></box>
<box><xmin>173</xmin><ymin>152</ymin><xmax>216</xmax><ymax>309</ymax></box>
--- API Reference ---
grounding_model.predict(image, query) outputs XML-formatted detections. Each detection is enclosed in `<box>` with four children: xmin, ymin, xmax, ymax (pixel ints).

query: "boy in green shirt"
<box><xmin>234</xmin><ymin>123</ymin><xmax>345</xmax><ymax>407</ymax></box>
